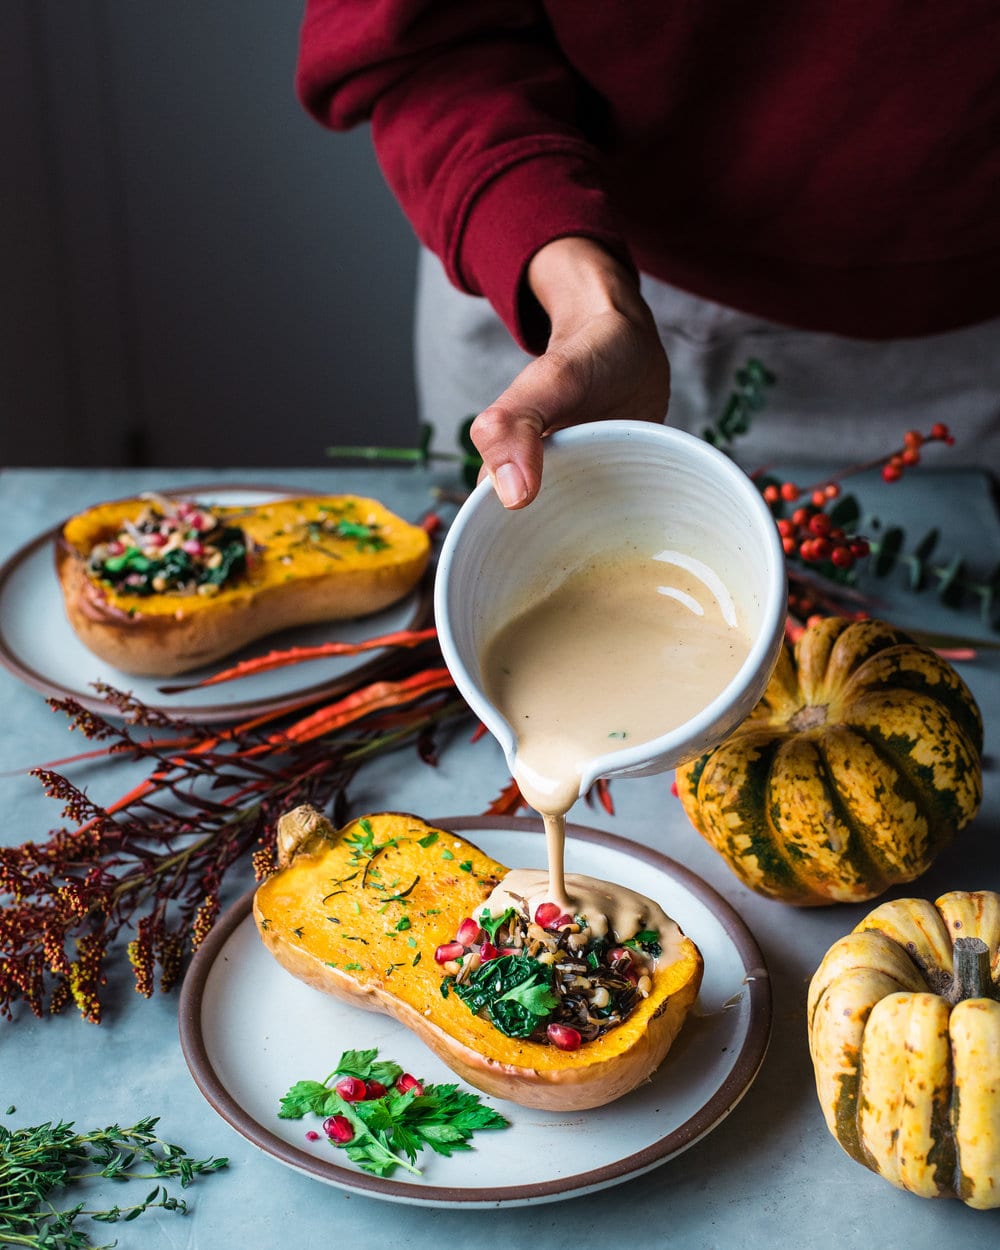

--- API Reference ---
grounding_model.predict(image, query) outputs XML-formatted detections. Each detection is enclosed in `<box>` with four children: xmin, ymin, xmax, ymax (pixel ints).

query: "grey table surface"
<box><xmin>1</xmin><ymin>463</ymin><xmax>999</xmax><ymax>1250</ymax></box>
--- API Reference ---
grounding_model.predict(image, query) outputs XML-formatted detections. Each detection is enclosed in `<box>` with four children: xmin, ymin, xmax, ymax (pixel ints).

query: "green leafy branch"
<box><xmin>863</xmin><ymin>522</ymin><xmax>1000</xmax><ymax>628</ymax></box>
<box><xmin>701</xmin><ymin>358</ymin><xmax>776</xmax><ymax>452</ymax></box>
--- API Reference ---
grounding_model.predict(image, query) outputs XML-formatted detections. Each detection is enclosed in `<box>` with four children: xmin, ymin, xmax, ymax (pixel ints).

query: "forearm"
<box><xmin>297</xmin><ymin>1</ymin><xmax>629</xmax><ymax>350</ymax></box>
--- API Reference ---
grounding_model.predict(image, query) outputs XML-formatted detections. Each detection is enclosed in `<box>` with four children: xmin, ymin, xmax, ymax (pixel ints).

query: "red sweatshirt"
<box><xmin>297</xmin><ymin>2</ymin><xmax>1000</xmax><ymax>351</ymax></box>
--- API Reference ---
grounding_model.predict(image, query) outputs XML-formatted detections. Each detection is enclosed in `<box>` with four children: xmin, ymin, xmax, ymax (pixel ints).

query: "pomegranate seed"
<box><xmin>435</xmin><ymin>941</ymin><xmax>465</xmax><ymax>964</ymax></box>
<box><xmin>106</xmin><ymin>540</ymin><xmax>125</xmax><ymax>556</ymax></box>
<box><xmin>534</xmin><ymin>902</ymin><xmax>563</xmax><ymax>928</ymax></box>
<box><xmin>305</xmin><ymin>1130</ymin><xmax>321</xmax><ymax>1142</ymax></box>
<box><xmin>547</xmin><ymin>1023</ymin><xmax>582</xmax><ymax>1050</ymax></box>
<box><xmin>479</xmin><ymin>940</ymin><xmax>499</xmax><ymax>962</ymax></box>
<box><xmin>364</xmin><ymin>1080</ymin><xmax>387</xmax><ymax>1100</ymax></box>
<box><xmin>181</xmin><ymin>539</ymin><xmax>204</xmax><ymax>556</ymax></box>
<box><xmin>395</xmin><ymin>1073</ymin><xmax>424</xmax><ymax>1096</ymax></box>
<box><xmin>335</xmin><ymin>1076</ymin><xmax>367</xmax><ymax>1102</ymax></box>
<box><xmin>456</xmin><ymin>917</ymin><xmax>482</xmax><ymax>946</ymax></box>
<box><xmin>499</xmin><ymin>946</ymin><xmax>520</xmax><ymax>956</ymax></box>
<box><xmin>146</xmin><ymin>532</ymin><xmax>168</xmax><ymax>547</ymax></box>
<box><xmin>609</xmin><ymin>946</ymin><xmax>633</xmax><ymax>965</ymax></box>
<box><xmin>323</xmin><ymin>1114</ymin><xmax>354</xmax><ymax>1144</ymax></box>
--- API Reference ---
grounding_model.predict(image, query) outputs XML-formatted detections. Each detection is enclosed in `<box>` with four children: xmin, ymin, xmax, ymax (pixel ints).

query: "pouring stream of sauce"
<box><xmin>480</xmin><ymin>547</ymin><xmax>749</xmax><ymax>939</ymax></box>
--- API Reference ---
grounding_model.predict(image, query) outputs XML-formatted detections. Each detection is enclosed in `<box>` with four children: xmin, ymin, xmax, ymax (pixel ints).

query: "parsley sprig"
<box><xmin>278</xmin><ymin>1048</ymin><xmax>508</xmax><ymax>1177</ymax></box>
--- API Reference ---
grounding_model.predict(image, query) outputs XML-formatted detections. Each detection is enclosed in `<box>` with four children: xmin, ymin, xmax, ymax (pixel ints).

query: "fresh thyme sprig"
<box><xmin>0</xmin><ymin>1113</ymin><xmax>227</xmax><ymax>1250</ymax></box>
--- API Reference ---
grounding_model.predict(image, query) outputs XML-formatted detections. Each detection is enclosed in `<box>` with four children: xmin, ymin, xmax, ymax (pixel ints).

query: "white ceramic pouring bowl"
<box><xmin>434</xmin><ymin>421</ymin><xmax>787</xmax><ymax>798</ymax></box>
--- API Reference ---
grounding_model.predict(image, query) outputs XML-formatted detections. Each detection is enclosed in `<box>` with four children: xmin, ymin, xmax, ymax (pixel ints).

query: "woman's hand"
<box><xmin>470</xmin><ymin>237</ymin><xmax>671</xmax><ymax>508</ymax></box>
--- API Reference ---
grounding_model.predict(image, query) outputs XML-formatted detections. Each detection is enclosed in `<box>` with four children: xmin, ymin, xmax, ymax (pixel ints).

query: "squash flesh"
<box><xmin>56</xmin><ymin>494</ymin><xmax>430</xmax><ymax>675</ymax></box>
<box><xmin>253</xmin><ymin>808</ymin><xmax>704</xmax><ymax>1111</ymax></box>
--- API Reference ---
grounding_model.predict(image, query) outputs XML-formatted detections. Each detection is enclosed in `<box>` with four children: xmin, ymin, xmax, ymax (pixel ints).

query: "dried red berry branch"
<box><xmin>0</xmin><ymin>650</ymin><xmax>473</xmax><ymax>1024</ymax></box>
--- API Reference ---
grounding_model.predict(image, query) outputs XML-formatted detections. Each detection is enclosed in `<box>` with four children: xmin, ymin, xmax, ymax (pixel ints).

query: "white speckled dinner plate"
<box><xmin>0</xmin><ymin>484</ymin><xmax>432</xmax><ymax>723</ymax></box>
<box><xmin>179</xmin><ymin>817</ymin><xmax>771</xmax><ymax>1207</ymax></box>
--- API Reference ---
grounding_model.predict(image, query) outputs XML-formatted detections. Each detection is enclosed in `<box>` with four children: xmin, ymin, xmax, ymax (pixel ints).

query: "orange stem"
<box><xmin>158</xmin><ymin>626</ymin><xmax>439</xmax><ymax>692</ymax></box>
<box><xmin>263</xmin><ymin>667</ymin><xmax>457</xmax><ymax>747</ymax></box>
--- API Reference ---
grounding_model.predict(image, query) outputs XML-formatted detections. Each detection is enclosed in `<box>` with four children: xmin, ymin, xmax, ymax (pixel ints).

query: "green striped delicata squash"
<box><xmin>675</xmin><ymin>617</ymin><xmax>983</xmax><ymax>905</ymax></box>
<box><xmin>807</xmin><ymin>891</ymin><xmax>1000</xmax><ymax>1209</ymax></box>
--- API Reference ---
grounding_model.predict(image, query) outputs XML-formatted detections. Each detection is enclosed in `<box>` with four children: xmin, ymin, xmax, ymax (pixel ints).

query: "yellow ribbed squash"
<box><xmin>807</xmin><ymin>891</ymin><xmax>1000</xmax><ymax>1209</ymax></box>
<box><xmin>675</xmin><ymin>617</ymin><xmax>982</xmax><ymax>905</ymax></box>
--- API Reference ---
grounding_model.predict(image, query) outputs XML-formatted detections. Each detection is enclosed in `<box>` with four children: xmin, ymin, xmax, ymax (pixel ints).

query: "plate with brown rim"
<box><xmin>0</xmin><ymin>484</ymin><xmax>434</xmax><ymax>724</ymax></box>
<box><xmin>178</xmin><ymin>816</ymin><xmax>771</xmax><ymax>1208</ymax></box>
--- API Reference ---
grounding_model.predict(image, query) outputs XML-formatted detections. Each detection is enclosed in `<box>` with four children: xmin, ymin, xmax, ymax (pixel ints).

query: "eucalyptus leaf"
<box><xmin>873</xmin><ymin>526</ymin><xmax>904</xmax><ymax>577</ymax></box>
<box><xmin>936</xmin><ymin>553</ymin><xmax>966</xmax><ymax>607</ymax></box>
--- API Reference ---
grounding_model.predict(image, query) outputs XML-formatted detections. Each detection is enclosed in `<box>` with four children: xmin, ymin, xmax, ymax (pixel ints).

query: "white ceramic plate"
<box><xmin>0</xmin><ymin>485</ymin><xmax>433</xmax><ymax>723</ymax></box>
<box><xmin>179</xmin><ymin>817</ymin><xmax>771</xmax><ymax>1207</ymax></box>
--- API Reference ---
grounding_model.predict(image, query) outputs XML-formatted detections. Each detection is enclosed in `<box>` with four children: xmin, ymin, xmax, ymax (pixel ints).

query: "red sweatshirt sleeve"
<box><xmin>296</xmin><ymin>1</ymin><xmax>633</xmax><ymax>351</ymax></box>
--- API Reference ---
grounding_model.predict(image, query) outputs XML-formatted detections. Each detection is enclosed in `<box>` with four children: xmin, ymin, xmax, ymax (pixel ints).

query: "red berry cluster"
<box><xmin>881</xmin><ymin>422</ymin><xmax>953</xmax><ymax>483</ymax></box>
<box><xmin>760</xmin><ymin>422</ymin><xmax>954</xmax><ymax>573</ymax></box>
<box><xmin>775</xmin><ymin>507</ymin><xmax>870</xmax><ymax>570</ymax></box>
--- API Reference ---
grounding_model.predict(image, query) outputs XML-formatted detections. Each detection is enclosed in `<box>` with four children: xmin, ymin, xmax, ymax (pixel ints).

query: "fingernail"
<box><xmin>493</xmin><ymin>462</ymin><xmax>527</xmax><ymax>509</ymax></box>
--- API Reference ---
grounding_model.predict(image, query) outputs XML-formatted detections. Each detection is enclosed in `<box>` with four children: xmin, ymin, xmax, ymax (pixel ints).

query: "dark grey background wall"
<box><xmin>2</xmin><ymin>0</ymin><xmax>421</xmax><ymax>467</ymax></box>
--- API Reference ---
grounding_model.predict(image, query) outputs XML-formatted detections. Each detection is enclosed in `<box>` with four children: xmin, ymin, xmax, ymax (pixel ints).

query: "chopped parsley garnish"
<box><xmin>304</xmin><ymin>511</ymin><xmax>389</xmax><ymax>554</ymax></box>
<box><xmin>625</xmin><ymin>929</ymin><xmax>663</xmax><ymax>957</ymax></box>
<box><xmin>478</xmin><ymin>907</ymin><xmax>516</xmax><ymax>943</ymax></box>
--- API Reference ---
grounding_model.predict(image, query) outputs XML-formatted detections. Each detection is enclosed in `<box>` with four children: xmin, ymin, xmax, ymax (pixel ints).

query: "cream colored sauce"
<box><xmin>481</xmin><ymin>547</ymin><xmax>749</xmax><ymax>938</ymax></box>
<box><xmin>478</xmin><ymin>869</ymin><xmax>685</xmax><ymax>958</ymax></box>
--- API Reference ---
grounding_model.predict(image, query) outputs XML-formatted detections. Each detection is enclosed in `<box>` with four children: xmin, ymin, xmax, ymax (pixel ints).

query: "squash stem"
<box><xmin>949</xmin><ymin>936</ymin><xmax>1000</xmax><ymax>1003</ymax></box>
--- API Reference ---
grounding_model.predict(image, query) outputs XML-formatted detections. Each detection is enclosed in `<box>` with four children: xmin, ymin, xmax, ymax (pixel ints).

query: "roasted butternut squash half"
<box><xmin>55</xmin><ymin>493</ymin><xmax>430</xmax><ymax>676</ymax></box>
<box><xmin>253</xmin><ymin>806</ymin><xmax>704</xmax><ymax>1111</ymax></box>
